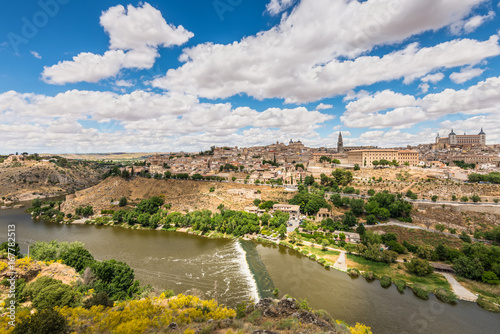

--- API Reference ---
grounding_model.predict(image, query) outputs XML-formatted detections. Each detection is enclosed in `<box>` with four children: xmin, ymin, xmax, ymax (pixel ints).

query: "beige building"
<box><xmin>347</xmin><ymin>149</ymin><xmax>419</xmax><ymax>167</ymax></box>
<box><xmin>272</xmin><ymin>204</ymin><xmax>301</xmax><ymax>221</ymax></box>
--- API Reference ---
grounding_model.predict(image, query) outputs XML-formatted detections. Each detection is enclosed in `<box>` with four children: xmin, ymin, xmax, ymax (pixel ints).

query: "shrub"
<box><xmin>380</xmin><ymin>276</ymin><xmax>391</xmax><ymax>288</ymax></box>
<box><xmin>477</xmin><ymin>296</ymin><xmax>500</xmax><ymax>313</ymax></box>
<box><xmin>405</xmin><ymin>258</ymin><xmax>434</xmax><ymax>276</ymax></box>
<box><xmin>273</xmin><ymin>288</ymin><xmax>279</xmax><ymax>296</ymax></box>
<box><xmin>83</xmin><ymin>291</ymin><xmax>114</xmax><ymax>309</ymax></box>
<box><xmin>363</xmin><ymin>271</ymin><xmax>375</xmax><ymax>281</ymax></box>
<box><xmin>482</xmin><ymin>271</ymin><xmax>500</xmax><ymax>285</ymax></box>
<box><xmin>25</xmin><ymin>277</ymin><xmax>80</xmax><ymax>310</ymax></box>
<box><xmin>13</xmin><ymin>308</ymin><xmax>68</xmax><ymax>334</ymax></box>
<box><xmin>434</xmin><ymin>288</ymin><xmax>457</xmax><ymax>304</ymax></box>
<box><xmin>394</xmin><ymin>279</ymin><xmax>406</xmax><ymax>293</ymax></box>
<box><xmin>347</xmin><ymin>268</ymin><xmax>360</xmax><ymax>278</ymax></box>
<box><xmin>209</xmin><ymin>187</ymin><xmax>215</xmax><ymax>193</ymax></box>
<box><xmin>410</xmin><ymin>284</ymin><xmax>429</xmax><ymax>300</ymax></box>
<box><xmin>118</xmin><ymin>197</ymin><xmax>128</xmax><ymax>207</ymax></box>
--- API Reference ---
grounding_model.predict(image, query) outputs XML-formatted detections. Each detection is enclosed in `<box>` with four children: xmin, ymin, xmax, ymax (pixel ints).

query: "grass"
<box><xmin>346</xmin><ymin>254</ymin><xmax>451</xmax><ymax>291</ymax></box>
<box><xmin>370</xmin><ymin>226</ymin><xmax>463</xmax><ymax>249</ymax></box>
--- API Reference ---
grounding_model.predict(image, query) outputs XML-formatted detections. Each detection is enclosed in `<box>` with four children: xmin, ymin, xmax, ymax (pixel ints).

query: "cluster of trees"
<box><xmin>319</xmin><ymin>156</ymin><xmax>341</xmax><ymax>164</ymax></box>
<box><xmin>372</xmin><ymin>159</ymin><xmax>399</xmax><ymax>167</ymax></box>
<box><xmin>30</xmin><ymin>199</ymin><xmax>65</xmax><ymax>223</ymax></box>
<box><xmin>164</xmin><ymin>209</ymin><xmax>287</xmax><ymax>237</ymax></box>
<box><xmin>219</xmin><ymin>163</ymin><xmax>240</xmax><ymax>172</ymax></box>
<box><xmin>75</xmin><ymin>205</ymin><xmax>94</xmax><ymax>217</ymax></box>
<box><xmin>319</xmin><ymin>169</ymin><xmax>353</xmax><ymax>187</ymax></box>
<box><xmin>112</xmin><ymin>197</ymin><xmax>164</xmax><ymax>229</ymax></box>
<box><xmin>289</xmin><ymin>190</ymin><xmax>331</xmax><ymax>215</ymax></box>
<box><xmin>454</xmin><ymin>160</ymin><xmax>476</xmax><ymax>170</ymax></box>
<box><xmin>253</xmin><ymin>199</ymin><xmax>277</xmax><ymax>210</ymax></box>
<box><xmin>468</xmin><ymin>172</ymin><xmax>500</xmax><ymax>184</ymax></box>
<box><xmin>403</xmin><ymin>239</ymin><xmax>500</xmax><ymax>285</ymax></box>
<box><xmin>30</xmin><ymin>241</ymin><xmax>143</xmax><ymax>302</ymax></box>
<box><xmin>329</xmin><ymin>190</ymin><xmax>412</xmax><ymax>223</ymax></box>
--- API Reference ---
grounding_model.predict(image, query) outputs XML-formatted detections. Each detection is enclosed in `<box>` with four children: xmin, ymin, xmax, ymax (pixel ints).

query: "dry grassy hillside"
<box><xmin>61</xmin><ymin>177</ymin><xmax>295</xmax><ymax>214</ymax></box>
<box><xmin>0</xmin><ymin>160</ymin><xmax>102</xmax><ymax>203</ymax></box>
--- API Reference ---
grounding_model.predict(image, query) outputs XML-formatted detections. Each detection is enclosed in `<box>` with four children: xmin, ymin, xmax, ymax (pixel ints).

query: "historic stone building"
<box><xmin>435</xmin><ymin>129</ymin><xmax>486</xmax><ymax>149</ymax></box>
<box><xmin>347</xmin><ymin>149</ymin><xmax>419</xmax><ymax>167</ymax></box>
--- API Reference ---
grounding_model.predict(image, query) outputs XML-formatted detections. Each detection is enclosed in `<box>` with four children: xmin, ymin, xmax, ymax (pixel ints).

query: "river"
<box><xmin>1</xmin><ymin>208</ymin><xmax>499</xmax><ymax>333</ymax></box>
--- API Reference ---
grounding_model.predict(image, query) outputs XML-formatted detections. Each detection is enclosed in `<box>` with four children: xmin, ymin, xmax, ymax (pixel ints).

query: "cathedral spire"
<box><xmin>338</xmin><ymin>132</ymin><xmax>344</xmax><ymax>154</ymax></box>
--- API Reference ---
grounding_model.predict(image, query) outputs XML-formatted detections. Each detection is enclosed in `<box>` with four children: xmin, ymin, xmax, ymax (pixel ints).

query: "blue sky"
<box><xmin>1</xmin><ymin>0</ymin><xmax>500</xmax><ymax>154</ymax></box>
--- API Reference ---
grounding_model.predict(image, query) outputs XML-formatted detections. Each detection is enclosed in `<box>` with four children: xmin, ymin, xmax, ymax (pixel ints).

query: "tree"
<box><xmin>431</xmin><ymin>195</ymin><xmax>438</xmax><ymax>202</ymax></box>
<box><xmin>453</xmin><ymin>256</ymin><xmax>484</xmax><ymax>280</ymax></box>
<box><xmin>253</xmin><ymin>199</ymin><xmax>262</xmax><ymax>207</ymax></box>
<box><xmin>232</xmin><ymin>176</ymin><xmax>237</xmax><ymax>182</ymax></box>
<box><xmin>342</xmin><ymin>211</ymin><xmax>358</xmax><ymax>228</ymax></box>
<box><xmin>31</xmin><ymin>197</ymin><xmax>42</xmax><ymax>208</ymax></box>
<box><xmin>0</xmin><ymin>241</ymin><xmax>21</xmax><ymax>257</ymax></box>
<box><xmin>482</xmin><ymin>271</ymin><xmax>500</xmax><ymax>285</ymax></box>
<box><xmin>13</xmin><ymin>308</ymin><xmax>68</xmax><ymax>334</ymax></box>
<box><xmin>365</xmin><ymin>214</ymin><xmax>377</xmax><ymax>225</ymax></box>
<box><xmin>118</xmin><ymin>197</ymin><xmax>127</xmax><ymax>207</ymax></box>
<box><xmin>435</xmin><ymin>224</ymin><xmax>446</xmax><ymax>233</ymax></box>
<box><xmin>471</xmin><ymin>194</ymin><xmax>481</xmax><ymax>203</ymax></box>
<box><xmin>138</xmin><ymin>213</ymin><xmax>151</xmax><ymax>227</ymax></box>
<box><xmin>372</xmin><ymin>160</ymin><xmax>379</xmax><ymax>167</ymax></box>
<box><xmin>356</xmin><ymin>223</ymin><xmax>366</xmax><ymax>236</ymax></box>
<box><xmin>460</xmin><ymin>231</ymin><xmax>472</xmax><ymax>243</ymax></box>
<box><xmin>60</xmin><ymin>245</ymin><xmax>94</xmax><ymax>272</ymax></box>
<box><xmin>25</xmin><ymin>277</ymin><xmax>80</xmax><ymax>310</ymax></box>
<box><xmin>83</xmin><ymin>291</ymin><xmax>114</xmax><ymax>309</ymax></box>
<box><xmin>321</xmin><ymin>239</ymin><xmax>330</xmax><ymax>250</ymax></box>
<box><xmin>91</xmin><ymin>259</ymin><xmax>137</xmax><ymax>300</ymax></box>
<box><xmin>350</xmin><ymin>199</ymin><xmax>365</xmax><ymax>216</ymax></box>
<box><xmin>367</xmin><ymin>189</ymin><xmax>375</xmax><ymax>196</ymax></box>
<box><xmin>405</xmin><ymin>258</ymin><xmax>434</xmax><ymax>276</ymax></box>
<box><xmin>461</xmin><ymin>196</ymin><xmax>469</xmax><ymax>202</ymax></box>
<box><xmin>354</xmin><ymin>164</ymin><xmax>360</xmax><ymax>171</ymax></box>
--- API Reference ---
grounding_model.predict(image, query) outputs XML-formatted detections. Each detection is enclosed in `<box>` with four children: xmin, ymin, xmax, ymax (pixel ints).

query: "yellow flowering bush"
<box><xmin>15</xmin><ymin>257</ymin><xmax>33</xmax><ymax>270</ymax></box>
<box><xmin>0</xmin><ymin>261</ymin><xmax>8</xmax><ymax>272</ymax></box>
<box><xmin>349</xmin><ymin>322</ymin><xmax>372</xmax><ymax>334</ymax></box>
<box><xmin>56</xmin><ymin>293</ymin><xmax>235</xmax><ymax>333</ymax></box>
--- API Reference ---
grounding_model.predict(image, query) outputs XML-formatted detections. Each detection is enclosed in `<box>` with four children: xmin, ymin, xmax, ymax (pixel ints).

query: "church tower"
<box><xmin>338</xmin><ymin>132</ymin><xmax>344</xmax><ymax>154</ymax></box>
<box><xmin>479</xmin><ymin>128</ymin><xmax>486</xmax><ymax>146</ymax></box>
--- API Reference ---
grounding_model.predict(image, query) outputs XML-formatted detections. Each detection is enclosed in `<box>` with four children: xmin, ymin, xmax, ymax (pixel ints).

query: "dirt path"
<box><xmin>333</xmin><ymin>251</ymin><xmax>347</xmax><ymax>272</ymax></box>
<box><xmin>401</xmin><ymin>181</ymin><xmax>416</xmax><ymax>193</ymax></box>
<box><xmin>440</xmin><ymin>273</ymin><xmax>478</xmax><ymax>302</ymax></box>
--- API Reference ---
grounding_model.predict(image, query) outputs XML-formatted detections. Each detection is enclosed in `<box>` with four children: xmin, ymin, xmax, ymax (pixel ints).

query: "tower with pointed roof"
<box><xmin>479</xmin><ymin>128</ymin><xmax>486</xmax><ymax>146</ymax></box>
<box><xmin>338</xmin><ymin>132</ymin><xmax>344</xmax><ymax>154</ymax></box>
<box><xmin>449</xmin><ymin>129</ymin><xmax>457</xmax><ymax>145</ymax></box>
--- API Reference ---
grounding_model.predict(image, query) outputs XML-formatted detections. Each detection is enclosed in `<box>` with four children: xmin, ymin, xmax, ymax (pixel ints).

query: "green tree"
<box><xmin>405</xmin><ymin>258</ymin><xmax>434</xmax><ymax>276</ymax></box>
<box><xmin>435</xmin><ymin>224</ymin><xmax>446</xmax><ymax>233</ymax></box>
<box><xmin>60</xmin><ymin>245</ymin><xmax>94</xmax><ymax>272</ymax></box>
<box><xmin>321</xmin><ymin>239</ymin><xmax>330</xmax><ymax>250</ymax></box>
<box><xmin>118</xmin><ymin>197</ymin><xmax>127</xmax><ymax>207</ymax></box>
<box><xmin>365</xmin><ymin>214</ymin><xmax>377</xmax><ymax>225</ymax></box>
<box><xmin>354</xmin><ymin>164</ymin><xmax>360</xmax><ymax>171</ymax></box>
<box><xmin>471</xmin><ymin>194</ymin><xmax>481</xmax><ymax>203</ymax></box>
<box><xmin>350</xmin><ymin>198</ymin><xmax>365</xmax><ymax>216</ymax></box>
<box><xmin>342</xmin><ymin>211</ymin><xmax>358</xmax><ymax>228</ymax></box>
<box><xmin>0</xmin><ymin>241</ymin><xmax>21</xmax><ymax>257</ymax></box>
<box><xmin>13</xmin><ymin>308</ymin><xmax>68</xmax><ymax>334</ymax></box>
<box><xmin>453</xmin><ymin>256</ymin><xmax>484</xmax><ymax>280</ymax></box>
<box><xmin>25</xmin><ymin>277</ymin><xmax>80</xmax><ymax>310</ymax></box>
<box><xmin>431</xmin><ymin>195</ymin><xmax>438</xmax><ymax>202</ymax></box>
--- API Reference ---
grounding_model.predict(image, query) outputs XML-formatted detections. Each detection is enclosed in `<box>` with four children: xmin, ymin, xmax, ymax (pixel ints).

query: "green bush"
<box><xmin>434</xmin><ymin>288</ymin><xmax>457</xmax><ymax>304</ymax></box>
<box><xmin>347</xmin><ymin>268</ymin><xmax>360</xmax><ymax>278</ymax></box>
<box><xmin>380</xmin><ymin>275</ymin><xmax>391</xmax><ymax>288</ymax></box>
<box><xmin>363</xmin><ymin>271</ymin><xmax>375</xmax><ymax>281</ymax></box>
<box><xmin>394</xmin><ymin>279</ymin><xmax>406</xmax><ymax>293</ymax></box>
<box><xmin>482</xmin><ymin>271</ymin><xmax>500</xmax><ymax>285</ymax></box>
<box><xmin>13</xmin><ymin>308</ymin><xmax>68</xmax><ymax>334</ymax></box>
<box><xmin>25</xmin><ymin>277</ymin><xmax>80</xmax><ymax>310</ymax></box>
<box><xmin>410</xmin><ymin>284</ymin><xmax>429</xmax><ymax>300</ymax></box>
<box><xmin>405</xmin><ymin>258</ymin><xmax>434</xmax><ymax>276</ymax></box>
<box><xmin>477</xmin><ymin>296</ymin><xmax>500</xmax><ymax>313</ymax></box>
<box><xmin>83</xmin><ymin>291</ymin><xmax>114</xmax><ymax>309</ymax></box>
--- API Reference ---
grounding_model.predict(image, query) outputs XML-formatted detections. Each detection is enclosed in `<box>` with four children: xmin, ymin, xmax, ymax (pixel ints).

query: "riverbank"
<box><xmin>58</xmin><ymin>212</ymin><xmax>498</xmax><ymax>313</ymax></box>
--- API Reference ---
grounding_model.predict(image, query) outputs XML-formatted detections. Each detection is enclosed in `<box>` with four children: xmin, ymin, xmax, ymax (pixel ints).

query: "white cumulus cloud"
<box><xmin>42</xmin><ymin>3</ymin><xmax>193</xmax><ymax>85</ymax></box>
<box><xmin>450</xmin><ymin>67</ymin><xmax>485</xmax><ymax>84</ymax></box>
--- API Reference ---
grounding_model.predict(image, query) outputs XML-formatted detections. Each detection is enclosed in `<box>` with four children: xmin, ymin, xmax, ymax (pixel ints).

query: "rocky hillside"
<box><xmin>0</xmin><ymin>160</ymin><xmax>103</xmax><ymax>204</ymax></box>
<box><xmin>61</xmin><ymin>177</ymin><xmax>295</xmax><ymax>215</ymax></box>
